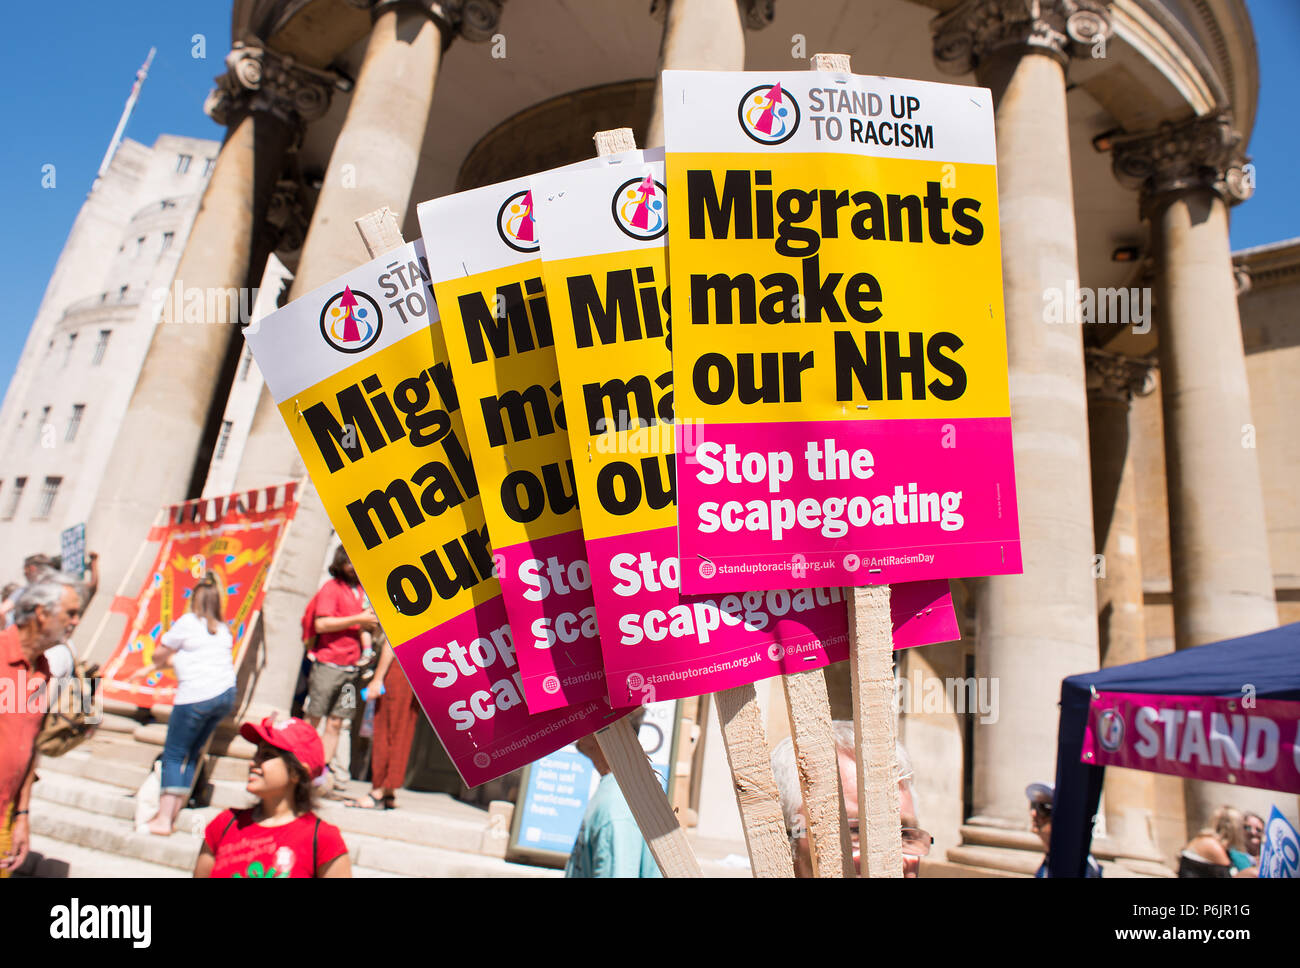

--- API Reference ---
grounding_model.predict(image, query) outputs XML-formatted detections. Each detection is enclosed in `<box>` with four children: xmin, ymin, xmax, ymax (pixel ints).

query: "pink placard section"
<box><xmin>491</xmin><ymin>529</ymin><xmax>615</xmax><ymax>713</ymax></box>
<box><xmin>587</xmin><ymin>524</ymin><xmax>958</xmax><ymax>706</ymax></box>
<box><xmin>394</xmin><ymin>595</ymin><xmax>625</xmax><ymax>787</ymax></box>
<box><xmin>676</xmin><ymin>417</ymin><xmax>1022</xmax><ymax>594</ymax></box>
<box><xmin>1082</xmin><ymin>691</ymin><xmax>1300</xmax><ymax>795</ymax></box>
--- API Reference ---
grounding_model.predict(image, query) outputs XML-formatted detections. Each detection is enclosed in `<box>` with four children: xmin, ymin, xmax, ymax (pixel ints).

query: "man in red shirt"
<box><xmin>305</xmin><ymin>547</ymin><xmax>376</xmax><ymax>790</ymax></box>
<box><xmin>0</xmin><ymin>573</ymin><xmax>83</xmax><ymax>877</ymax></box>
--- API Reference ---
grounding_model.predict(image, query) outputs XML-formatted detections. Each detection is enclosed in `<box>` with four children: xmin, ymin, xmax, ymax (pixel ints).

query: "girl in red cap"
<box><xmin>193</xmin><ymin>716</ymin><xmax>351</xmax><ymax>878</ymax></box>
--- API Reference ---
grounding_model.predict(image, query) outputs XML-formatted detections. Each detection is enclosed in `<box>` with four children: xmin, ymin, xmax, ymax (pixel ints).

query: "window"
<box><xmin>202</xmin><ymin>157</ymin><xmax>216</xmax><ymax>177</ymax></box>
<box><xmin>176</xmin><ymin>154</ymin><xmax>192</xmax><ymax>174</ymax></box>
<box><xmin>17</xmin><ymin>410</ymin><xmax>27</xmax><ymax>432</ymax></box>
<box><xmin>239</xmin><ymin>348</ymin><xmax>255</xmax><ymax>381</ymax></box>
<box><xmin>35</xmin><ymin>477</ymin><xmax>61</xmax><ymax>519</ymax></box>
<box><xmin>66</xmin><ymin>404</ymin><xmax>85</xmax><ymax>442</ymax></box>
<box><xmin>119</xmin><ymin>285</ymin><xmax>129</xmax><ymax>300</ymax></box>
<box><xmin>92</xmin><ymin>329</ymin><xmax>111</xmax><ymax>365</ymax></box>
<box><xmin>63</xmin><ymin>333</ymin><xmax>77</xmax><ymax>367</ymax></box>
<box><xmin>136</xmin><ymin>236</ymin><xmax>145</xmax><ymax>257</ymax></box>
<box><xmin>161</xmin><ymin>231</ymin><xmax>174</xmax><ymax>252</ymax></box>
<box><xmin>36</xmin><ymin>406</ymin><xmax>50</xmax><ymax>441</ymax></box>
<box><xmin>214</xmin><ymin>419</ymin><xmax>234</xmax><ymax>461</ymax></box>
<box><xmin>3</xmin><ymin>478</ymin><xmax>25</xmax><ymax>519</ymax></box>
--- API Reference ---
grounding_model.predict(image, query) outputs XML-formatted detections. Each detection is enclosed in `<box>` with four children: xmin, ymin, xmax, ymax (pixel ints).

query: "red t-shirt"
<box><xmin>203</xmin><ymin>808</ymin><xmax>347</xmax><ymax>878</ymax></box>
<box><xmin>0</xmin><ymin>626</ymin><xmax>50</xmax><ymax>816</ymax></box>
<box><xmin>311</xmin><ymin>579</ymin><xmax>365</xmax><ymax>666</ymax></box>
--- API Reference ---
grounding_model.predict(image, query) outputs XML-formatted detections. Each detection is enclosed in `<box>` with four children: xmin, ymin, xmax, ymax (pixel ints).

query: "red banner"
<box><xmin>1082</xmin><ymin>690</ymin><xmax>1300</xmax><ymax>794</ymax></box>
<box><xmin>101</xmin><ymin>488</ymin><xmax>298</xmax><ymax>708</ymax></box>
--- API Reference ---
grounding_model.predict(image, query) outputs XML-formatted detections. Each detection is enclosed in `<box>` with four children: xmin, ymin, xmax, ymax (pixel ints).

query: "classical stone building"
<box><xmin>7</xmin><ymin>0</ymin><xmax>1296</xmax><ymax>874</ymax></box>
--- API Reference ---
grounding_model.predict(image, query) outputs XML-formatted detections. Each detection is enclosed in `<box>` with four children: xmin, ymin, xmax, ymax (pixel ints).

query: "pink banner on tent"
<box><xmin>490</xmin><ymin>528</ymin><xmax>614</xmax><ymax>713</ymax></box>
<box><xmin>393</xmin><ymin>594</ymin><xmax>625</xmax><ymax>787</ymax></box>
<box><xmin>1082</xmin><ymin>691</ymin><xmax>1300</xmax><ymax>794</ymax></box>
<box><xmin>676</xmin><ymin>416</ymin><xmax>1021</xmax><ymax>594</ymax></box>
<box><xmin>587</xmin><ymin>525</ymin><xmax>958</xmax><ymax>706</ymax></box>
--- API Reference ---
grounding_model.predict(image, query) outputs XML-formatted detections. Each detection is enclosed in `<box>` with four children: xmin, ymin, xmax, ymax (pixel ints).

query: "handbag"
<box><xmin>34</xmin><ymin>660</ymin><xmax>100</xmax><ymax>757</ymax></box>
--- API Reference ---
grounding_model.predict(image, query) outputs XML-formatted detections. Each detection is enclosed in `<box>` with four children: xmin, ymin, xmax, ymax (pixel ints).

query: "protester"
<box><xmin>1180</xmin><ymin>804</ymin><xmax>1252</xmax><ymax>877</ymax></box>
<box><xmin>1243</xmin><ymin>811</ymin><xmax>1264</xmax><ymax>863</ymax></box>
<box><xmin>304</xmin><ymin>547</ymin><xmax>377</xmax><ymax>796</ymax></box>
<box><xmin>0</xmin><ymin>573</ymin><xmax>83</xmax><ymax>877</ymax></box>
<box><xmin>129</xmin><ymin>572</ymin><xmax>237</xmax><ymax>835</ymax></box>
<box><xmin>347</xmin><ymin>636</ymin><xmax>417</xmax><ymax>811</ymax></box>
<box><xmin>194</xmin><ymin>715</ymin><xmax>351</xmax><ymax>878</ymax></box>
<box><xmin>1025</xmin><ymin>782</ymin><xmax>1102</xmax><ymax>878</ymax></box>
<box><xmin>565</xmin><ymin>714</ymin><xmax>661</xmax><ymax>878</ymax></box>
<box><xmin>0</xmin><ymin>583</ymin><xmax>19</xmax><ymax>629</ymax></box>
<box><xmin>772</xmin><ymin>721</ymin><xmax>930</xmax><ymax>877</ymax></box>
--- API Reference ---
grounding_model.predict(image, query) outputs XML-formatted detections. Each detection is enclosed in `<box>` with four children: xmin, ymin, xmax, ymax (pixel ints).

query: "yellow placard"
<box><xmin>667</xmin><ymin>152</ymin><xmax>1009</xmax><ymax>424</ymax></box>
<box><xmin>433</xmin><ymin>264</ymin><xmax>578</xmax><ymax>547</ymax></box>
<box><xmin>544</xmin><ymin>247</ymin><xmax>674</xmax><ymax>542</ymax></box>
<box><xmin>277</xmin><ymin>325</ymin><xmax>498</xmax><ymax>644</ymax></box>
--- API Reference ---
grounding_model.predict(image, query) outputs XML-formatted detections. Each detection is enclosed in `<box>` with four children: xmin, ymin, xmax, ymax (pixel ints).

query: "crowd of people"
<box><xmin>0</xmin><ymin>545</ymin><xmax>1284</xmax><ymax>880</ymax></box>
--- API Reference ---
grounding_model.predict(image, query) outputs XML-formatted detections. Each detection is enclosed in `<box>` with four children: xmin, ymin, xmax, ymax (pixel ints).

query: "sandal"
<box><xmin>382</xmin><ymin>794</ymin><xmax>396</xmax><ymax>810</ymax></box>
<box><xmin>345</xmin><ymin>791</ymin><xmax>390</xmax><ymax>810</ymax></box>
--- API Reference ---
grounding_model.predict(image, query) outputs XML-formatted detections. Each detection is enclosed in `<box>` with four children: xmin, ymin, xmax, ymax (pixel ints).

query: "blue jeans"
<box><xmin>160</xmin><ymin>687</ymin><xmax>236</xmax><ymax>795</ymax></box>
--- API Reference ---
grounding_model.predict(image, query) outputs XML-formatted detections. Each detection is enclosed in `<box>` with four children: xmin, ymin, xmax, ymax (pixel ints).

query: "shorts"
<box><xmin>307</xmin><ymin>662</ymin><xmax>361</xmax><ymax>720</ymax></box>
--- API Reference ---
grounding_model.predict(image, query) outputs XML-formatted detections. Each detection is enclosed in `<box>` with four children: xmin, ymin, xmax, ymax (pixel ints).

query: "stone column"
<box><xmin>1112</xmin><ymin>114</ymin><xmax>1279</xmax><ymax>827</ymax></box>
<box><xmin>238</xmin><ymin>0</ymin><xmax>484</xmax><ymax>718</ymax></box>
<box><xmin>1086</xmin><ymin>350</ymin><xmax>1162</xmax><ymax>861</ymax></box>
<box><xmin>931</xmin><ymin>0</ymin><xmax>1109</xmax><ymax>831</ymax></box>
<box><xmin>83</xmin><ymin>43</ymin><xmax>332</xmax><ymax>663</ymax></box>
<box><xmin>646</xmin><ymin>0</ymin><xmax>762</xmax><ymax>147</ymax></box>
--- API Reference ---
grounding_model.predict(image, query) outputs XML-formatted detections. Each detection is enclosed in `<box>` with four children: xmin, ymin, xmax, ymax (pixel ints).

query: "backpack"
<box><xmin>301</xmin><ymin>588</ymin><xmax>322</xmax><ymax>655</ymax></box>
<box><xmin>35</xmin><ymin>660</ymin><xmax>100</xmax><ymax>757</ymax></box>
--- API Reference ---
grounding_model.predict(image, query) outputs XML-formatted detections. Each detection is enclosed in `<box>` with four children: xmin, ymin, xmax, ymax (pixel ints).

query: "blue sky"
<box><xmin>0</xmin><ymin>1</ymin><xmax>1296</xmax><ymax>403</ymax></box>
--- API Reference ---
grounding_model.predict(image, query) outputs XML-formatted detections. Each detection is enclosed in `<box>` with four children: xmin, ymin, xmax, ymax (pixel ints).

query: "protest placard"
<box><xmin>534</xmin><ymin>152</ymin><xmax>958</xmax><ymax>707</ymax></box>
<box><xmin>243</xmin><ymin>241</ymin><xmax>624</xmax><ymax>787</ymax></box>
<box><xmin>60</xmin><ymin>522</ymin><xmax>86</xmax><ymax>579</ymax></box>
<box><xmin>663</xmin><ymin>69</ymin><xmax>1021</xmax><ymax>595</ymax></box>
<box><xmin>418</xmin><ymin>160</ymin><xmax>621</xmax><ymax>714</ymax></box>
<box><xmin>1259</xmin><ymin>806</ymin><xmax>1299</xmax><ymax>878</ymax></box>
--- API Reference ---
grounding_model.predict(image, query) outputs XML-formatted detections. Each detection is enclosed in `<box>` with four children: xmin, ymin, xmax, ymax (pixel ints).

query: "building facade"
<box><xmin>0</xmin><ymin>134</ymin><xmax>218</xmax><ymax>572</ymax></box>
<box><xmin>7</xmin><ymin>0</ymin><xmax>1296</xmax><ymax>873</ymax></box>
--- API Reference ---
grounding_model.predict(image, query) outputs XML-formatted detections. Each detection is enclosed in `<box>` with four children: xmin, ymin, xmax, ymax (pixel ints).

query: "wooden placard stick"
<box><xmin>809</xmin><ymin>51</ymin><xmax>904</xmax><ymax>879</ymax></box>
<box><xmin>781</xmin><ymin>668</ymin><xmax>854</xmax><ymax>876</ymax></box>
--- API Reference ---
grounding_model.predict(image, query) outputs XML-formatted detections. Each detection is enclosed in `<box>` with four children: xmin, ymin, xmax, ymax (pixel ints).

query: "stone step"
<box><xmin>945</xmin><ymin>843</ymin><xmax>1039</xmax><ymax>877</ymax></box>
<box><xmin>17</xmin><ymin>834</ymin><xmax>190</xmax><ymax>878</ymax></box>
<box><xmin>26</xmin><ymin>788</ymin><xmax>556</xmax><ymax>878</ymax></box>
<box><xmin>957</xmin><ymin>824</ymin><xmax>1044</xmax><ymax>852</ymax></box>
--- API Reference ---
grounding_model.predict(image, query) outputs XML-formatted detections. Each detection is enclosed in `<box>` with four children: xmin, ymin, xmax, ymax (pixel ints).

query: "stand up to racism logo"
<box><xmin>738</xmin><ymin>82</ymin><xmax>799</xmax><ymax>145</ymax></box>
<box><xmin>612</xmin><ymin>173</ymin><xmax>667</xmax><ymax>241</ymax></box>
<box><xmin>319</xmin><ymin>285</ymin><xmax>382</xmax><ymax>353</ymax></box>
<box><xmin>497</xmin><ymin>188</ymin><xmax>540</xmax><ymax>252</ymax></box>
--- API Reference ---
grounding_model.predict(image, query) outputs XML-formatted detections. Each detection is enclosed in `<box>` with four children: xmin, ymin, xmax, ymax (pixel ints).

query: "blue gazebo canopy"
<box><xmin>1048</xmin><ymin>622</ymin><xmax>1300</xmax><ymax>877</ymax></box>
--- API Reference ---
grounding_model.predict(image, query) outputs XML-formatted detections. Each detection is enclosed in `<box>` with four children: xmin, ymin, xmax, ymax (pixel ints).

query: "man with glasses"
<box><xmin>0</xmin><ymin>573</ymin><xmax>83</xmax><ymax>876</ymax></box>
<box><xmin>1027</xmin><ymin>781</ymin><xmax>1102</xmax><ymax>878</ymax></box>
<box><xmin>772</xmin><ymin>720</ymin><xmax>932</xmax><ymax>877</ymax></box>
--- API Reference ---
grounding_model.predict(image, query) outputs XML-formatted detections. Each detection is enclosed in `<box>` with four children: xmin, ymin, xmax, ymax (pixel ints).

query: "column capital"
<box><xmin>1085</xmin><ymin>349</ymin><xmax>1155</xmax><ymax>405</ymax></box>
<box><xmin>1110</xmin><ymin>112</ymin><xmax>1254</xmax><ymax>215</ymax></box>
<box><xmin>265</xmin><ymin>177</ymin><xmax>313</xmax><ymax>258</ymax></box>
<box><xmin>932</xmin><ymin>0</ymin><xmax>1111</xmax><ymax>74</ymax></box>
<box><xmin>361</xmin><ymin>0</ymin><xmax>502</xmax><ymax>42</ymax></box>
<box><xmin>204</xmin><ymin>42</ymin><xmax>335</xmax><ymax>131</ymax></box>
<box><xmin>650</xmin><ymin>0</ymin><xmax>774</xmax><ymax>31</ymax></box>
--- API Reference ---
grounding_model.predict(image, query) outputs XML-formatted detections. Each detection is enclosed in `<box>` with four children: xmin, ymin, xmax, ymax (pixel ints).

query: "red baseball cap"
<box><xmin>240</xmin><ymin>715</ymin><xmax>326</xmax><ymax>779</ymax></box>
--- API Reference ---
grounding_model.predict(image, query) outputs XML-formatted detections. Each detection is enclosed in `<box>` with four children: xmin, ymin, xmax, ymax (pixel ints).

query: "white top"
<box><xmin>160</xmin><ymin>611</ymin><xmax>237</xmax><ymax>706</ymax></box>
<box><xmin>45</xmin><ymin>643</ymin><xmax>75</xmax><ymax>680</ymax></box>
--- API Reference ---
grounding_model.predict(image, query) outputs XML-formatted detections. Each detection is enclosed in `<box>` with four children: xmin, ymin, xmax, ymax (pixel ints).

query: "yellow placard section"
<box><xmin>544</xmin><ymin>247</ymin><xmax>674</xmax><ymax>542</ymax></box>
<box><xmin>433</xmin><ymin>263</ymin><xmax>577</xmax><ymax>547</ymax></box>
<box><xmin>667</xmin><ymin>152</ymin><xmax>1009</xmax><ymax>424</ymax></box>
<box><xmin>276</xmin><ymin>325</ymin><xmax>498</xmax><ymax>644</ymax></box>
